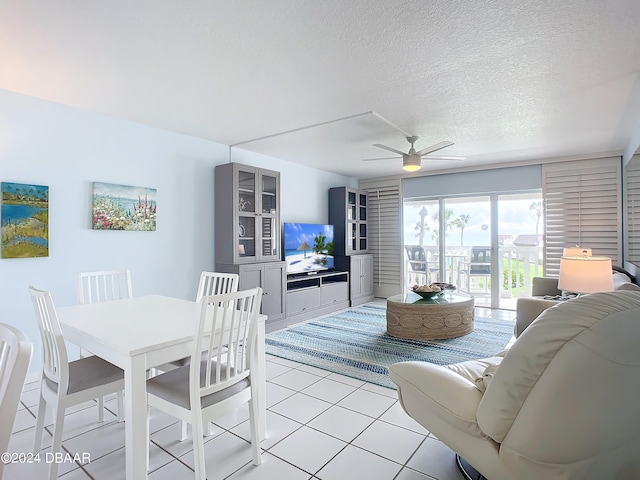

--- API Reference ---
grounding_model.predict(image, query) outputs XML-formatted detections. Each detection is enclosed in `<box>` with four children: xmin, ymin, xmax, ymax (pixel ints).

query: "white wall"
<box><xmin>0</xmin><ymin>89</ymin><xmax>353</xmax><ymax>375</ymax></box>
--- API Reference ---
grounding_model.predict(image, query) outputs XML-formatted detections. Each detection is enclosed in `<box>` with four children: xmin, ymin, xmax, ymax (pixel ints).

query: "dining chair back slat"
<box><xmin>78</xmin><ymin>269</ymin><xmax>133</xmax><ymax>305</ymax></box>
<box><xmin>196</xmin><ymin>288</ymin><xmax>259</xmax><ymax>397</ymax></box>
<box><xmin>0</xmin><ymin>323</ymin><xmax>33</xmax><ymax>477</ymax></box>
<box><xmin>195</xmin><ymin>271</ymin><xmax>239</xmax><ymax>301</ymax></box>
<box><xmin>30</xmin><ymin>288</ymin><xmax>69</xmax><ymax>392</ymax></box>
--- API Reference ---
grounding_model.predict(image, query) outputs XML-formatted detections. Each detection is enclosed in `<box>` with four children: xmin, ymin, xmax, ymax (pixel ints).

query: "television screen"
<box><xmin>283</xmin><ymin>223</ymin><xmax>334</xmax><ymax>275</ymax></box>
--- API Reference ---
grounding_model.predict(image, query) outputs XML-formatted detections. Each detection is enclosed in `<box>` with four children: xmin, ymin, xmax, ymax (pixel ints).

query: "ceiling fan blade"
<box><xmin>423</xmin><ymin>155</ymin><xmax>465</xmax><ymax>161</ymax></box>
<box><xmin>373</xmin><ymin>144</ymin><xmax>406</xmax><ymax>156</ymax></box>
<box><xmin>362</xmin><ymin>156</ymin><xmax>401</xmax><ymax>161</ymax></box>
<box><xmin>416</xmin><ymin>141</ymin><xmax>454</xmax><ymax>156</ymax></box>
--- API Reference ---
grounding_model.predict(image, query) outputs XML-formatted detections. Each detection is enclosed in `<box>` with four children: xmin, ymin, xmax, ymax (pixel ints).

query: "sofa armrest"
<box><xmin>531</xmin><ymin>276</ymin><xmax>561</xmax><ymax>296</ymax></box>
<box><xmin>389</xmin><ymin>361</ymin><xmax>484</xmax><ymax>437</ymax></box>
<box><xmin>515</xmin><ymin>297</ymin><xmax>560</xmax><ymax>337</ymax></box>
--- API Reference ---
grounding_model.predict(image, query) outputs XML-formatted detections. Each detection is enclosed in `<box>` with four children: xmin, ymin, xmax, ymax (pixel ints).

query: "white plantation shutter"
<box><xmin>359</xmin><ymin>178</ymin><xmax>403</xmax><ymax>297</ymax></box>
<box><xmin>625</xmin><ymin>155</ymin><xmax>640</xmax><ymax>264</ymax></box>
<box><xmin>543</xmin><ymin>158</ymin><xmax>622</xmax><ymax>276</ymax></box>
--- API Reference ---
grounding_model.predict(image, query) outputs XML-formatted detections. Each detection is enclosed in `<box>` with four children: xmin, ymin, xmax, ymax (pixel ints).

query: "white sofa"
<box><xmin>390</xmin><ymin>291</ymin><xmax>640</xmax><ymax>480</ymax></box>
<box><xmin>515</xmin><ymin>268</ymin><xmax>640</xmax><ymax>336</ymax></box>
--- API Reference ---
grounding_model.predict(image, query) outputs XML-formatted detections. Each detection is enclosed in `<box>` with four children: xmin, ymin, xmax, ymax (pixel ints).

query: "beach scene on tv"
<box><xmin>284</xmin><ymin>223</ymin><xmax>334</xmax><ymax>275</ymax></box>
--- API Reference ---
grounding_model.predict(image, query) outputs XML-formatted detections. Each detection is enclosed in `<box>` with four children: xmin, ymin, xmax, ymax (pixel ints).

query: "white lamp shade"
<box><xmin>562</xmin><ymin>247</ymin><xmax>592</xmax><ymax>257</ymax></box>
<box><xmin>558</xmin><ymin>256</ymin><xmax>613</xmax><ymax>294</ymax></box>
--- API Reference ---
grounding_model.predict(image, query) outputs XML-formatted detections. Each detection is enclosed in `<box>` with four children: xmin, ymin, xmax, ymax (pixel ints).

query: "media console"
<box><xmin>266</xmin><ymin>270</ymin><xmax>350</xmax><ymax>332</ymax></box>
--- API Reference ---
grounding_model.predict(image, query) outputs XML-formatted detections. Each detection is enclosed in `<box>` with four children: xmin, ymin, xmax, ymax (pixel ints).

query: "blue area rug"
<box><xmin>265</xmin><ymin>303</ymin><xmax>514</xmax><ymax>389</ymax></box>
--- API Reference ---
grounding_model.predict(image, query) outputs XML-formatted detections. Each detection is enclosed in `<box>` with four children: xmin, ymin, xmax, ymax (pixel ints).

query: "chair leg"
<box><xmin>48</xmin><ymin>403</ymin><xmax>66</xmax><ymax>480</ymax></box>
<box><xmin>180</xmin><ymin>420</ymin><xmax>188</xmax><ymax>441</ymax></box>
<box><xmin>33</xmin><ymin>392</ymin><xmax>47</xmax><ymax>454</ymax></box>
<box><xmin>117</xmin><ymin>391</ymin><xmax>124</xmax><ymax>422</ymax></box>
<box><xmin>98</xmin><ymin>396</ymin><xmax>105</xmax><ymax>422</ymax></box>
<box><xmin>248</xmin><ymin>395</ymin><xmax>262</xmax><ymax>465</ymax></box>
<box><xmin>192</xmin><ymin>415</ymin><xmax>206</xmax><ymax>480</ymax></box>
<box><xmin>146</xmin><ymin>407</ymin><xmax>151</xmax><ymax>473</ymax></box>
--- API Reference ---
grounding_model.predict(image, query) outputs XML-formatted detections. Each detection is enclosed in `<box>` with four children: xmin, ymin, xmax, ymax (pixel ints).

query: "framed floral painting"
<box><xmin>92</xmin><ymin>182</ymin><xmax>157</xmax><ymax>231</ymax></box>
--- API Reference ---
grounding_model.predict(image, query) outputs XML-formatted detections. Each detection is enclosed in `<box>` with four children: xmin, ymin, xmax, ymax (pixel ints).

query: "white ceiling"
<box><xmin>1</xmin><ymin>1</ymin><xmax>640</xmax><ymax>179</ymax></box>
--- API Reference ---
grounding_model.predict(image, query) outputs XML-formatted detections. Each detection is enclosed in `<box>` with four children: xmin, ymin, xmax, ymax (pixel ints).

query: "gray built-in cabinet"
<box><xmin>217</xmin><ymin>262</ymin><xmax>286</xmax><ymax>324</ymax></box>
<box><xmin>329</xmin><ymin>187</ymin><xmax>369</xmax><ymax>255</ymax></box>
<box><xmin>215</xmin><ymin>163</ymin><xmax>285</xmax><ymax>324</ymax></box>
<box><xmin>215</xmin><ymin>163</ymin><xmax>281</xmax><ymax>264</ymax></box>
<box><xmin>330</xmin><ymin>187</ymin><xmax>375</xmax><ymax>306</ymax></box>
<box><xmin>336</xmin><ymin>253</ymin><xmax>374</xmax><ymax>306</ymax></box>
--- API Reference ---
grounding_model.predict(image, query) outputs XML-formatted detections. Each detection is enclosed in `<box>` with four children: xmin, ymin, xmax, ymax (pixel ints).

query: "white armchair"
<box><xmin>390</xmin><ymin>291</ymin><xmax>640</xmax><ymax>480</ymax></box>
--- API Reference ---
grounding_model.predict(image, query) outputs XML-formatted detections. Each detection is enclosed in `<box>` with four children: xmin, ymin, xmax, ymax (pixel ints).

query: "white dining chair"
<box><xmin>0</xmin><ymin>323</ymin><xmax>33</xmax><ymax>479</ymax></box>
<box><xmin>77</xmin><ymin>269</ymin><xmax>130</xmax><ymax>411</ymax></box>
<box><xmin>147</xmin><ymin>287</ymin><xmax>263</xmax><ymax>478</ymax></box>
<box><xmin>29</xmin><ymin>286</ymin><xmax>125</xmax><ymax>480</ymax></box>
<box><xmin>160</xmin><ymin>271</ymin><xmax>239</xmax><ymax>440</ymax></box>
<box><xmin>77</xmin><ymin>269</ymin><xmax>133</xmax><ymax>305</ymax></box>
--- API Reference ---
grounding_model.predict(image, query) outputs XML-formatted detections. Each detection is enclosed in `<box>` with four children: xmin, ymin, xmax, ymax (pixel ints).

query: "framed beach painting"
<box><xmin>1</xmin><ymin>182</ymin><xmax>49</xmax><ymax>258</ymax></box>
<box><xmin>92</xmin><ymin>182</ymin><xmax>157</xmax><ymax>231</ymax></box>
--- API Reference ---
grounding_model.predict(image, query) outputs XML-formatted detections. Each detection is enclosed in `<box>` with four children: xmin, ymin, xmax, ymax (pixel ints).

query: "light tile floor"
<box><xmin>7</xmin><ymin>306</ymin><xmax>513</xmax><ymax>479</ymax></box>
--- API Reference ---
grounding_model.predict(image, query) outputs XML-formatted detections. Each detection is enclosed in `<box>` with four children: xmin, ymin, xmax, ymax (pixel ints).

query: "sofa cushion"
<box><xmin>474</xmin><ymin>362</ymin><xmax>501</xmax><ymax>393</ymax></box>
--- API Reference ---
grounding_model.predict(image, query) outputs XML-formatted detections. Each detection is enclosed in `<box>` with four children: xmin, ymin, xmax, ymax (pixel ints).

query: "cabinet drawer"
<box><xmin>287</xmin><ymin>288</ymin><xmax>321</xmax><ymax>316</ymax></box>
<box><xmin>321</xmin><ymin>283</ymin><xmax>349</xmax><ymax>306</ymax></box>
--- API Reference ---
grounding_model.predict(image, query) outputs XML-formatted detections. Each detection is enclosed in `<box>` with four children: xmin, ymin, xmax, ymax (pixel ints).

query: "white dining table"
<box><xmin>57</xmin><ymin>294</ymin><xmax>267</xmax><ymax>480</ymax></box>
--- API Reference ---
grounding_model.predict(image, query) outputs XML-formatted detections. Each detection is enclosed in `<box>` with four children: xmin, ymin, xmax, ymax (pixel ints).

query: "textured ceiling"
<box><xmin>1</xmin><ymin>0</ymin><xmax>640</xmax><ymax>178</ymax></box>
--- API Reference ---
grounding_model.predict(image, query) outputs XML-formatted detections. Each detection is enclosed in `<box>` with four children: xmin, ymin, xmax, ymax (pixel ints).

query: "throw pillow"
<box><xmin>612</xmin><ymin>271</ymin><xmax>633</xmax><ymax>290</ymax></box>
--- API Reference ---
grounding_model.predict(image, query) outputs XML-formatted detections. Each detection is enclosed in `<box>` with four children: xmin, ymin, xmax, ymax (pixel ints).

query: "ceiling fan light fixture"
<box><xmin>402</xmin><ymin>154</ymin><xmax>421</xmax><ymax>172</ymax></box>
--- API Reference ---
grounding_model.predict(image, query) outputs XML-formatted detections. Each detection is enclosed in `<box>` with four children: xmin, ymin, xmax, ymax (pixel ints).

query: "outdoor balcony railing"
<box><xmin>405</xmin><ymin>245</ymin><xmax>543</xmax><ymax>300</ymax></box>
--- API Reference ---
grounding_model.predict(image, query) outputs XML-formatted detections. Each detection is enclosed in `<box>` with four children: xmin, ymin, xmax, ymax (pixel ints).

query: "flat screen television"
<box><xmin>283</xmin><ymin>223</ymin><xmax>334</xmax><ymax>276</ymax></box>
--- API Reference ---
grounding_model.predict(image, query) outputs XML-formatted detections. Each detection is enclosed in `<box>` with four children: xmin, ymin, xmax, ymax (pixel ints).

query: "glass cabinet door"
<box><xmin>257</xmin><ymin>171</ymin><xmax>280</xmax><ymax>261</ymax></box>
<box><xmin>358</xmin><ymin>193</ymin><xmax>367</xmax><ymax>221</ymax></box>
<box><xmin>348</xmin><ymin>191</ymin><xmax>357</xmax><ymax>221</ymax></box>
<box><xmin>237</xmin><ymin>215</ymin><xmax>255</xmax><ymax>259</ymax></box>
<box><xmin>261</xmin><ymin>173</ymin><xmax>278</xmax><ymax>216</ymax></box>
<box><xmin>349</xmin><ymin>222</ymin><xmax>357</xmax><ymax>253</ymax></box>
<box><xmin>237</xmin><ymin>169</ymin><xmax>257</xmax><ymax>260</ymax></box>
<box><xmin>237</xmin><ymin>170</ymin><xmax>256</xmax><ymax>214</ymax></box>
<box><xmin>359</xmin><ymin>223</ymin><xmax>367</xmax><ymax>251</ymax></box>
<box><xmin>260</xmin><ymin>216</ymin><xmax>278</xmax><ymax>258</ymax></box>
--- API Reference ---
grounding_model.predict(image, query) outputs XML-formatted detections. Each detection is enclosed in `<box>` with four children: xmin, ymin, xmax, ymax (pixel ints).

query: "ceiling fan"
<box><xmin>363</xmin><ymin>136</ymin><xmax>463</xmax><ymax>172</ymax></box>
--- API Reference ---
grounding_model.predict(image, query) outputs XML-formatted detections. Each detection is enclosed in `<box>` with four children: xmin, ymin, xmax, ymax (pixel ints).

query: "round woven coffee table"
<box><xmin>386</xmin><ymin>292</ymin><xmax>475</xmax><ymax>340</ymax></box>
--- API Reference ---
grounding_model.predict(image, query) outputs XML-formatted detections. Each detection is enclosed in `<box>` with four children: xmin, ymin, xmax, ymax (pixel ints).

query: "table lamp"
<box><xmin>562</xmin><ymin>246</ymin><xmax>592</xmax><ymax>257</ymax></box>
<box><xmin>558</xmin><ymin>255</ymin><xmax>613</xmax><ymax>294</ymax></box>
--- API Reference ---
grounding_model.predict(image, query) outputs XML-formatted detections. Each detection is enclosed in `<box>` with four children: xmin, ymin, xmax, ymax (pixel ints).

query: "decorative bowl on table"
<box><xmin>430</xmin><ymin>282</ymin><xmax>457</xmax><ymax>291</ymax></box>
<box><xmin>410</xmin><ymin>284</ymin><xmax>443</xmax><ymax>299</ymax></box>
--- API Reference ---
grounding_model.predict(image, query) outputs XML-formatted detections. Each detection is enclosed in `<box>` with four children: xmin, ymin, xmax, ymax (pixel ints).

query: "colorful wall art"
<box><xmin>92</xmin><ymin>182</ymin><xmax>157</xmax><ymax>231</ymax></box>
<box><xmin>1</xmin><ymin>182</ymin><xmax>49</xmax><ymax>258</ymax></box>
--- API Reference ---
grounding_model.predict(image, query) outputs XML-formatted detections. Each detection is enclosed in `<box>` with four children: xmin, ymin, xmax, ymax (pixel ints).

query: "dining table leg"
<box><xmin>125</xmin><ymin>355</ymin><xmax>149</xmax><ymax>479</ymax></box>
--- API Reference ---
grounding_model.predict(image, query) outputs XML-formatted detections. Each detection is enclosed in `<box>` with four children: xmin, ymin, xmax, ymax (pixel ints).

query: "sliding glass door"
<box><xmin>496</xmin><ymin>193</ymin><xmax>544</xmax><ymax>309</ymax></box>
<box><xmin>443</xmin><ymin>196</ymin><xmax>492</xmax><ymax>305</ymax></box>
<box><xmin>403</xmin><ymin>191</ymin><xmax>542</xmax><ymax>309</ymax></box>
